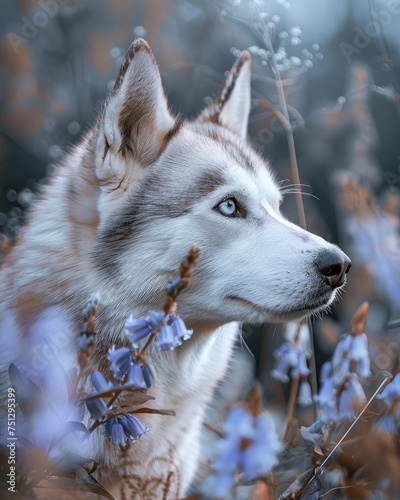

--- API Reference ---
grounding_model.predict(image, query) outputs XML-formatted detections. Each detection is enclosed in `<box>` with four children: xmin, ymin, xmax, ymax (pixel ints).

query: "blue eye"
<box><xmin>217</xmin><ymin>198</ymin><xmax>238</xmax><ymax>217</ymax></box>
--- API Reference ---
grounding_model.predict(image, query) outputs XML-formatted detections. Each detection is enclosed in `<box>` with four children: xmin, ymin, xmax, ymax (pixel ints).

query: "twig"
<box><xmin>203</xmin><ymin>421</ymin><xmax>224</xmax><ymax>439</ymax></box>
<box><xmin>281</xmin><ymin>376</ymin><xmax>300</xmax><ymax>442</ymax></box>
<box><xmin>262</xmin><ymin>33</ymin><xmax>307</xmax><ymax>230</ymax></box>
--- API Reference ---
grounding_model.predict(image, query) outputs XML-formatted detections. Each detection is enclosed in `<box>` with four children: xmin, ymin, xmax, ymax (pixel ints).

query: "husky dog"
<box><xmin>0</xmin><ymin>39</ymin><xmax>350</xmax><ymax>497</ymax></box>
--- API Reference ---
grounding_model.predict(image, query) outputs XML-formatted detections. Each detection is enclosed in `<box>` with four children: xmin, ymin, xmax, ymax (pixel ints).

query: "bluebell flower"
<box><xmin>85</xmin><ymin>393</ymin><xmax>109</xmax><ymax>421</ymax></box>
<box><xmin>77</xmin><ymin>333</ymin><xmax>89</xmax><ymax>353</ymax></box>
<box><xmin>254</xmin><ymin>412</ymin><xmax>281</xmax><ymax>451</ymax></box>
<box><xmin>241</xmin><ymin>439</ymin><xmax>276</xmax><ymax>480</ymax></box>
<box><xmin>203</xmin><ymin>472</ymin><xmax>236</xmax><ymax>499</ymax></box>
<box><xmin>104</xmin><ymin>414</ymin><xmax>149</xmax><ymax>446</ymax></box>
<box><xmin>156</xmin><ymin>322</ymin><xmax>176</xmax><ymax>351</ymax></box>
<box><xmin>125</xmin><ymin>317</ymin><xmax>152</xmax><ymax>344</ymax></box>
<box><xmin>125</xmin><ymin>311</ymin><xmax>166</xmax><ymax>346</ymax></box>
<box><xmin>320</xmin><ymin>360</ymin><xmax>332</xmax><ymax>382</ymax></box>
<box><xmin>165</xmin><ymin>277</ymin><xmax>181</xmax><ymax>293</ymax></box>
<box><xmin>77</xmin><ymin>330</ymin><xmax>97</xmax><ymax>353</ymax></box>
<box><xmin>302</xmin><ymin>419</ymin><xmax>323</xmax><ymax>436</ymax></box>
<box><xmin>300</xmin><ymin>419</ymin><xmax>326</xmax><ymax>445</ymax></box>
<box><xmin>91</xmin><ymin>370</ymin><xmax>112</xmax><ymax>393</ymax></box>
<box><xmin>297</xmin><ymin>379</ymin><xmax>313</xmax><ymax>407</ymax></box>
<box><xmin>104</xmin><ymin>417</ymin><xmax>126</xmax><ymax>446</ymax></box>
<box><xmin>108</xmin><ymin>346</ymin><xmax>132</xmax><ymax>380</ymax></box>
<box><xmin>170</xmin><ymin>315</ymin><xmax>193</xmax><ymax>344</ymax></box>
<box><xmin>155</xmin><ymin>314</ymin><xmax>193</xmax><ymax>350</ymax></box>
<box><xmin>270</xmin><ymin>343</ymin><xmax>299</xmax><ymax>382</ymax></box>
<box><xmin>321</xmin><ymin>323</ymin><xmax>371</xmax><ymax>424</ymax></box>
<box><xmin>82</xmin><ymin>293</ymin><xmax>99</xmax><ymax>320</ymax></box>
<box><xmin>318</xmin><ymin>365</ymin><xmax>367</xmax><ymax>423</ymax></box>
<box><xmin>111</xmin><ymin>420</ymin><xmax>126</xmax><ymax>446</ymax></box>
<box><xmin>349</xmin><ymin>217</ymin><xmax>400</xmax><ymax>309</ymax></box>
<box><xmin>148</xmin><ymin>311</ymin><xmax>166</xmax><ymax>330</ymax></box>
<box><xmin>271</xmin><ymin>322</ymin><xmax>312</xmax><ymax>383</ymax></box>
<box><xmin>317</xmin><ymin>362</ymin><xmax>340</xmax><ymax>423</ymax></box>
<box><xmin>318</xmin><ymin>382</ymin><xmax>338</xmax><ymax>422</ymax></box>
<box><xmin>142</xmin><ymin>364</ymin><xmax>154</xmax><ymax>388</ymax></box>
<box><xmin>291</xmin><ymin>352</ymin><xmax>311</xmax><ymax>378</ymax></box>
<box><xmin>241</xmin><ymin>413</ymin><xmax>281</xmax><ymax>479</ymax></box>
<box><xmin>374</xmin><ymin>414</ymin><xmax>397</xmax><ymax>435</ymax></box>
<box><xmin>71</xmin><ymin>399</ymin><xmax>86</xmax><ymax>423</ymax></box>
<box><xmin>224</xmin><ymin>406</ymin><xmax>255</xmax><ymax>438</ymax></box>
<box><xmin>212</xmin><ymin>434</ymin><xmax>242</xmax><ymax>473</ymax></box>
<box><xmin>332</xmin><ymin>332</ymin><xmax>371</xmax><ymax>384</ymax></box>
<box><xmin>208</xmin><ymin>406</ymin><xmax>280</xmax><ymax>495</ymax></box>
<box><xmin>271</xmin><ymin>343</ymin><xmax>310</xmax><ymax>382</ymax></box>
<box><xmin>357</xmin><ymin>356</ymin><xmax>371</xmax><ymax>380</ymax></box>
<box><xmin>320</xmin><ymin>400</ymin><xmax>340</xmax><ymax>424</ymax></box>
<box><xmin>338</xmin><ymin>376</ymin><xmax>366</xmax><ymax>421</ymax></box>
<box><xmin>284</xmin><ymin>322</ymin><xmax>312</xmax><ymax>358</ymax></box>
<box><xmin>119</xmin><ymin>414</ymin><xmax>149</xmax><ymax>441</ymax></box>
<box><xmin>377</xmin><ymin>372</ymin><xmax>400</xmax><ymax>408</ymax></box>
<box><xmin>125</xmin><ymin>362</ymin><xmax>147</xmax><ymax>389</ymax></box>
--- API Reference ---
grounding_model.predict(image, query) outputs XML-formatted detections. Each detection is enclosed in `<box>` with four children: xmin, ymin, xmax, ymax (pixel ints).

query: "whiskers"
<box><xmin>278</xmin><ymin>180</ymin><xmax>320</xmax><ymax>201</ymax></box>
<box><xmin>311</xmin><ymin>286</ymin><xmax>347</xmax><ymax>321</ymax></box>
<box><xmin>312</xmin><ymin>306</ymin><xmax>330</xmax><ymax>321</ymax></box>
<box><xmin>238</xmin><ymin>325</ymin><xmax>255</xmax><ymax>359</ymax></box>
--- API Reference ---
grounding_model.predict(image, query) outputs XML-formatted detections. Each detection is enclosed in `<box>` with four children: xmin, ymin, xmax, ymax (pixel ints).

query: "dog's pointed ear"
<box><xmin>96</xmin><ymin>39</ymin><xmax>176</xmax><ymax>188</ymax></box>
<box><xmin>197</xmin><ymin>52</ymin><xmax>251</xmax><ymax>139</ymax></box>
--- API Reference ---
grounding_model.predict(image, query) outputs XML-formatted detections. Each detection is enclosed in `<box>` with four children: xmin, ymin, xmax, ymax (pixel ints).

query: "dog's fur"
<box><xmin>0</xmin><ymin>40</ymin><xmax>349</xmax><ymax>497</ymax></box>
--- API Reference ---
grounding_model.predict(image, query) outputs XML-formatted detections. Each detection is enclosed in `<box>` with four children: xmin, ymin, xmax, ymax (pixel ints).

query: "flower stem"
<box><xmin>264</xmin><ymin>32</ymin><xmax>307</xmax><ymax>230</ymax></box>
<box><xmin>281</xmin><ymin>375</ymin><xmax>300</xmax><ymax>442</ymax></box>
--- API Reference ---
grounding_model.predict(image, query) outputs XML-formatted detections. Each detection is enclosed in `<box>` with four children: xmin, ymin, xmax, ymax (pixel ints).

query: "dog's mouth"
<box><xmin>226</xmin><ymin>293</ymin><xmax>334</xmax><ymax>321</ymax></box>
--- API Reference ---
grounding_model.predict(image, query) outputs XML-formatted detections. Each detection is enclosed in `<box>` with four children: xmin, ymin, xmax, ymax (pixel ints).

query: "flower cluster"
<box><xmin>107</xmin><ymin>348</ymin><xmax>151</xmax><ymax>387</ymax></box>
<box><xmin>375</xmin><ymin>372</ymin><xmax>400</xmax><ymax>434</ymax></box>
<box><xmin>125</xmin><ymin>311</ymin><xmax>193</xmax><ymax>351</ymax></box>
<box><xmin>317</xmin><ymin>361</ymin><xmax>367</xmax><ymax>425</ymax></box>
<box><xmin>317</xmin><ymin>303</ymin><xmax>370</xmax><ymax>424</ymax></box>
<box><xmin>228</xmin><ymin>1</ymin><xmax>323</xmax><ymax>76</ymax></box>
<box><xmin>301</xmin><ymin>302</ymin><xmax>371</xmax><ymax>439</ymax></box>
<box><xmin>82</xmin><ymin>346</ymin><xmax>153</xmax><ymax>441</ymax></box>
<box><xmin>205</xmin><ymin>387</ymin><xmax>281</xmax><ymax>497</ymax></box>
<box><xmin>83</xmin><ymin>309</ymin><xmax>191</xmax><ymax>443</ymax></box>
<box><xmin>104</xmin><ymin>414</ymin><xmax>149</xmax><ymax>446</ymax></box>
<box><xmin>271</xmin><ymin>321</ymin><xmax>313</xmax><ymax>406</ymax></box>
<box><xmin>332</xmin><ymin>328</ymin><xmax>371</xmax><ymax>384</ymax></box>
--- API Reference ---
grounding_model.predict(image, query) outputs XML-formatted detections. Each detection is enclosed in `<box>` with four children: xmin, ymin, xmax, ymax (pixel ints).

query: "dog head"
<box><xmin>92</xmin><ymin>39</ymin><xmax>350</xmax><ymax>325</ymax></box>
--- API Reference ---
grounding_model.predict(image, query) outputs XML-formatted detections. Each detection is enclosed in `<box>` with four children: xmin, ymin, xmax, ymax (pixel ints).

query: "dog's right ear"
<box><xmin>95</xmin><ymin>39</ymin><xmax>176</xmax><ymax>190</ymax></box>
<box><xmin>196</xmin><ymin>52</ymin><xmax>251</xmax><ymax>140</ymax></box>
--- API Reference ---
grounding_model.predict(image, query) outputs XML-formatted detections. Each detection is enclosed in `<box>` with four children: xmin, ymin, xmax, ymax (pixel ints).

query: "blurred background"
<box><xmin>1</xmin><ymin>0</ymin><xmax>400</xmax><ymax>429</ymax></box>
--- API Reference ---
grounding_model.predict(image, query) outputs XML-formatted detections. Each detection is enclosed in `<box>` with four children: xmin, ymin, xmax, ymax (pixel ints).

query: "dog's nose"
<box><xmin>316</xmin><ymin>249</ymin><xmax>351</xmax><ymax>288</ymax></box>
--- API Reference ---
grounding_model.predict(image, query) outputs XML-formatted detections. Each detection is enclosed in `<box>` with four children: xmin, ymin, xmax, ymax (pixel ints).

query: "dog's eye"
<box><xmin>216</xmin><ymin>198</ymin><xmax>239</xmax><ymax>217</ymax></box>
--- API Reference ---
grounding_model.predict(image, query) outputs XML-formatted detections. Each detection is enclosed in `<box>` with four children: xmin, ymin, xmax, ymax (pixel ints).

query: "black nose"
<box><xmin>316</xmin><ymin>249</ymin><xmax>351</xmax><ymax>288</ymax></box>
